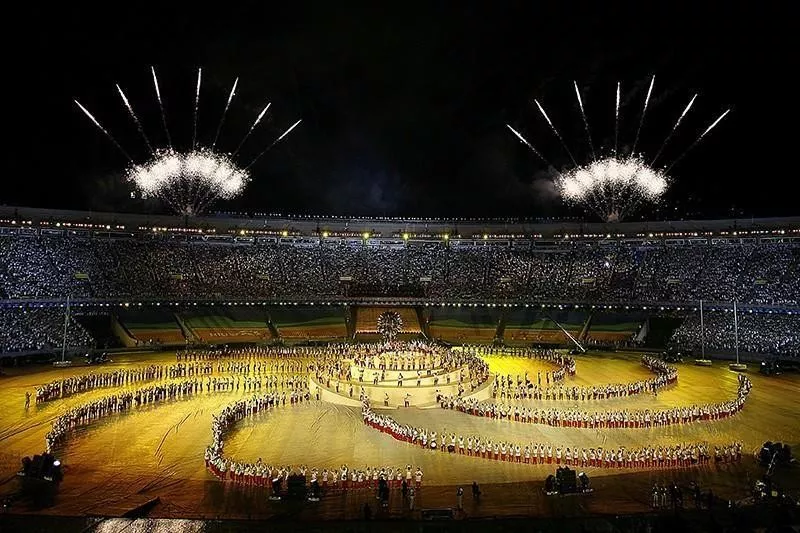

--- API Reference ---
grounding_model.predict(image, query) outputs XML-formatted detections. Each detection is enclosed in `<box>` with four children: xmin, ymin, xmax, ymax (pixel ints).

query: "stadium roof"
<box><xmin>0</xmin><ymin>205</ymin><xmax>798</xmax><ymax>241</ymax></box>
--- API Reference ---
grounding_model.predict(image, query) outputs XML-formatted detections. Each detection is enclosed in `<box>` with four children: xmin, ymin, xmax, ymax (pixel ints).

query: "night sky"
<box><xmin>6</xmin><ymin>2</ymin><xmax>796</xmax><ymax>220</ymax></box>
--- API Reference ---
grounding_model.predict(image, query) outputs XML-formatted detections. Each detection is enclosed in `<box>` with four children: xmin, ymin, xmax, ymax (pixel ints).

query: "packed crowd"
<box><xmin>0</xmin><ymin>307</ymin><xmax>93</xmax><ymax>354</ymax></box>
<box><xmin>670</xmin><ymin>312</ymin><xmax>800</xmax><ymax>357</ymax></box>
<box><xmin>440</xmin><ymin>374</ymin><xmax>751</xmax><ymax>429</ymax></box>
<box><xmin>489</xmin><ymin>355</ymin><xmax>675</xmax><ymax>401</ymax></box>
<box><xmin>1</xmin><ymin>236</ymin><xmax>797</xmax><ymax>304</ymax></box>
<box><xmin>362</xmin><ymin>399</ymin><xmax>744</xmax><ymax>469</ymax></box>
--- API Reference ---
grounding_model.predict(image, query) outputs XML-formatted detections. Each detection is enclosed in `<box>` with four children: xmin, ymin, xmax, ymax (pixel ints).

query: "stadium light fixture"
<box><xmin>322</xmin><ymin>231</ymin><xmax>329</xmax><ymax>238</ymax></box>
<box><xmin>403</xmin><ymin>233</ymin><xmax>409</xmax><ymax>240</ymax></box>
<box><xmin>363</xmin><ymin>232</ymin><xmax>370</xmax><ymax>239</ymax></box>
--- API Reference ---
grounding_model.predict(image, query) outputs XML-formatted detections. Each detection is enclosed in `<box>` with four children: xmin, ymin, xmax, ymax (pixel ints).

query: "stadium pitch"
<box><xmin>0</xmin><ymin>348</ymin><xmax>798</xmax><ymax>520</ymax></box>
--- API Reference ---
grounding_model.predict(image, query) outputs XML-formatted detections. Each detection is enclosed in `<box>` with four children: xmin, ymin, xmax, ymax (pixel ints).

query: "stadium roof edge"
<box><xmin>0</xmin><ymin>205</ymin><xmax>798</xmax><ymax>239</ymax></box>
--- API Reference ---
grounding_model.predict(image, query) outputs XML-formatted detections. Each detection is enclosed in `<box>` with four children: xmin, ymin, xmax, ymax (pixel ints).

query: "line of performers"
<box><xmin>34</xmin><ymin>364</ymin><xmax>165</xmax><ymax>403</ymax></box>
<box><xmin>32</xmin><ymin>355</ymin><xmax>316</xmax><ymax>406</ymax></box>
<box><xmin>207</xmin><ymin>459</ymin><xmax>425</xmax><ymax>493</ymax></box>
<box><xmin>440</xmin><ymin>373</ymin><xmax>751</xmax><ymax>428</ymax></box>
<box><xmin>362</xmin><ymin>399</ymin><xmax>744</xmax><ymax>469</ymax></box>
<box><xmin>204</xmin><ymin>390</ymin><xmax>427</xmax><ymax>491</ymax></box>
<box><xmin>491</xmin><ymin>355</ymin><xmax>675</xmax><ymax>402</ymax></box>
<box><xmin>43</xmin><ymin>375</ymin><xmax>311</xmax><ymax>453</ymax></box>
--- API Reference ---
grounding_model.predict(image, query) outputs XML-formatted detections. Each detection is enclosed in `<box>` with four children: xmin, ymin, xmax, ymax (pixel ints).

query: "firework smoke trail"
<box><xmin>150</xmin><ymin>66</ymin><xmax>172</xmax><ymax>149</ymax></box>
<box><xmin>232</xmin><ymin>102</ymin><xmax>271</xmax><ymax>156</ymax></box>
<box><xmin>245</xmin><ymin>119</ymin><xmax>302</xmax><ymax>170</ymax></box>
<box><xmin>211</xmin><ymin>77</ymin><xmax>239</xmax><ymax>150</ymax></box>
<box><xmin>192</xmin><ymin>67</ymin><xmax>202</xmax><ymax>150</ymax></box>
<box><xmin>666</xmin><ymin>108</ymin><xmax>730</xmax><ymax>172</ymax></box>
<box><xmin>614</xmin><ymin>81</ymin><xmax>621</xmax><ymax>154</ymax></box>
<box><xmin>73</xmin><ymin>99</ymin><xmax>133</xmax><ymax>161</ymax></box>
<box><xmin>631</xmin><ymin>75</ymin><xmax>655</xmax><ymax>155</ymax></box>
<box><xmin>573</xmin><ymin>81</ymin><xmax>596</xmax><ymax>159</ymax></box>
<box><xmin>534</xmin><ymin>99</ymin><xmax>577</xmax><ymax>165</ymax></box>
<box><xmin>505</xmin><ymin>124</ymin><xmax>557</xmax><ymax>168</ymax></box>
<box><xmin>651</xmin><ymin>94</ymin><xmax>697</xmax><ymax>165</ymax></box>
<box><xmin>116</xmin><ymin>84</ymin><xmax>154</xmax><ymax>154</ymax></box>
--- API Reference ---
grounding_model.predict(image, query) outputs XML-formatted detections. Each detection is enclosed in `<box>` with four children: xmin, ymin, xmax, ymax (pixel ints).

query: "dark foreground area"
<box><xmin>1</xmin><ymin>504</ymin><xmax>798</xmax><ymax>533</ymax></box>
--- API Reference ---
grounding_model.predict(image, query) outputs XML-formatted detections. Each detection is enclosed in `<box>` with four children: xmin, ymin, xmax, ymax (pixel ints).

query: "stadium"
<box><xmin>1</xmin><ymin>205</ymin><xmax>798</xmax><ymax>530</ymax></box>
<box><xmin>4</xmin><ymin>3</ymin><xmax>798</xmax><ymax>532</ymax></box>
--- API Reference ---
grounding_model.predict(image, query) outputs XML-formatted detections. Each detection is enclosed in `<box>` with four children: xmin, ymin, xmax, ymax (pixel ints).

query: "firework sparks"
<box><xmin>652</xmin><ymin>93</ymin><xmax>697</xmax><ymax>165</ymax></box>
<box><xmin>233</xmin><ymin>102</ymin><xmax>271</xmax><ymax>156</ymax></box>
<box><xmin>557</xmin><ymin>156</ymin><xmax>668</xmax><ymax>222</ymax></box>
<box><xmin>192</xmin><ymin>67</ymin><xmax>202</xmax><ymax>150</ymax></box>
<box><xmin>150</xmin><ymin>66</ymin><xmax>172</xmax><ymax>149</ymax></box>
<box><xmin>116</xmin><ymin>84</ymin><xmax>154</xmax><ymax>153</ymax></box>
<box><xmin>534</xmin><ymin>99</ymin><xmax>577</xmax><ymax>165</ymax></box>
<box><xmin>631</xmin><ymin>75</ymin><xmax>655</xmax><ymax>154</ymax></box>
<box><xmin>126</xmin><ymin>149</ymin><xmax>249</xmax><ymax>215</ymax></box>
<box><xmin>667</xmin><ymin>108</ymin><xmax>730</xmax><ymax>172</ymax></box>
<box><xmin>573</xmin><ymin>81</ymin><xmax>595</xmax><ymax>158</ymax></box>
<box><xmin>509</xmin><ymin>78</ymin><xmax>728</xmax><ymax>222</ymax></box>
<box><xmin>212</xmin><ymin>77</ymin><xmax>239</xmax><ymax>149</ymax></box>
<box><xmin>245</xmin><ymin>119</ymin><xmax>303</xmax><ymax>169</ymax></box>
<box><xmin>505</xmin><ymin>124</ymin><xmax>555</xmax><ymax>168</ymax></box>
<box><xmin>75</xmin><ymin>68</ymin><xmax>301</xmax><ymax>216</ymax></box>
<box><xmin>73</xmin><ymin>99</ymin><xmax>132</xmax><ymax>161</ymax></box>
<box><xmin>614</xmin><ymin>81</ymin><xmax>621</xmax><ymax>154</ymax></box>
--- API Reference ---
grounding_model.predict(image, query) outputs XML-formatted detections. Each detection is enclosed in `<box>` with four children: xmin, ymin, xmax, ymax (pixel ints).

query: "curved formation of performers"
<box><xmin>362</xmin><ymin>399</ymin><xmax>744</xmax><ymax>469</ymax></box>
<box><xmin>440</xmin><ymin>373</ymin><xmax>751</xmax><ymax>428</ymax></box>
<box><xmin>42</xmin><ymin>374</ymin><xmax>311</xmax><ymax>453</ymax></box>
<box><xmin>34</xmin><ymin>365</ymin><xmax>165</xmax><ymax>403</ymax></box>
<box><xmin>205</xmin><ymin>392</ymin><xmax>425</xmax><ymax>492</ymax></box>
<box><xmin>490</xmin><ymin>355</ymin><xmax>675</xmax><ymax>401</ymax></box>
<box><xmin>26</xmin><ymin>341</ymin><xmax>754</xmax><ymax>488</ymax></box>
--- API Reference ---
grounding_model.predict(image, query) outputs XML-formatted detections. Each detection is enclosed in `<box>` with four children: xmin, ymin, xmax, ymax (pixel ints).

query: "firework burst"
<box><xmin>75</xmin><ymin>67</ymin><xmax>301</xmax><ymax>216</ymax></box>
<box><xmin>508</xmin><ymin>77</ymin><xmax>729</xmax><ymax>222</ymax></box>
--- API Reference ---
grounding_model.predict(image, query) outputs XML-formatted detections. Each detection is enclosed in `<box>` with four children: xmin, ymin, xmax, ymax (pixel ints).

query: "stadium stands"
<box><xmin>0</xmin><ymin>214</ymin><xmax>798</xmax><ymax>357</ymax></box>
<box><xmin>1</xmin><ymin>236</ymin><xmax>797</xmax><ymax>305</ymax></box>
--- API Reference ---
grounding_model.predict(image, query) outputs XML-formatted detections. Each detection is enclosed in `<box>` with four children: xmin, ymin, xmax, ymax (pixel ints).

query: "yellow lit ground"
<box><xmin>0</xmin><ymin>349</ymin><xmax>798</xmax><ymax>519</ymax></box>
